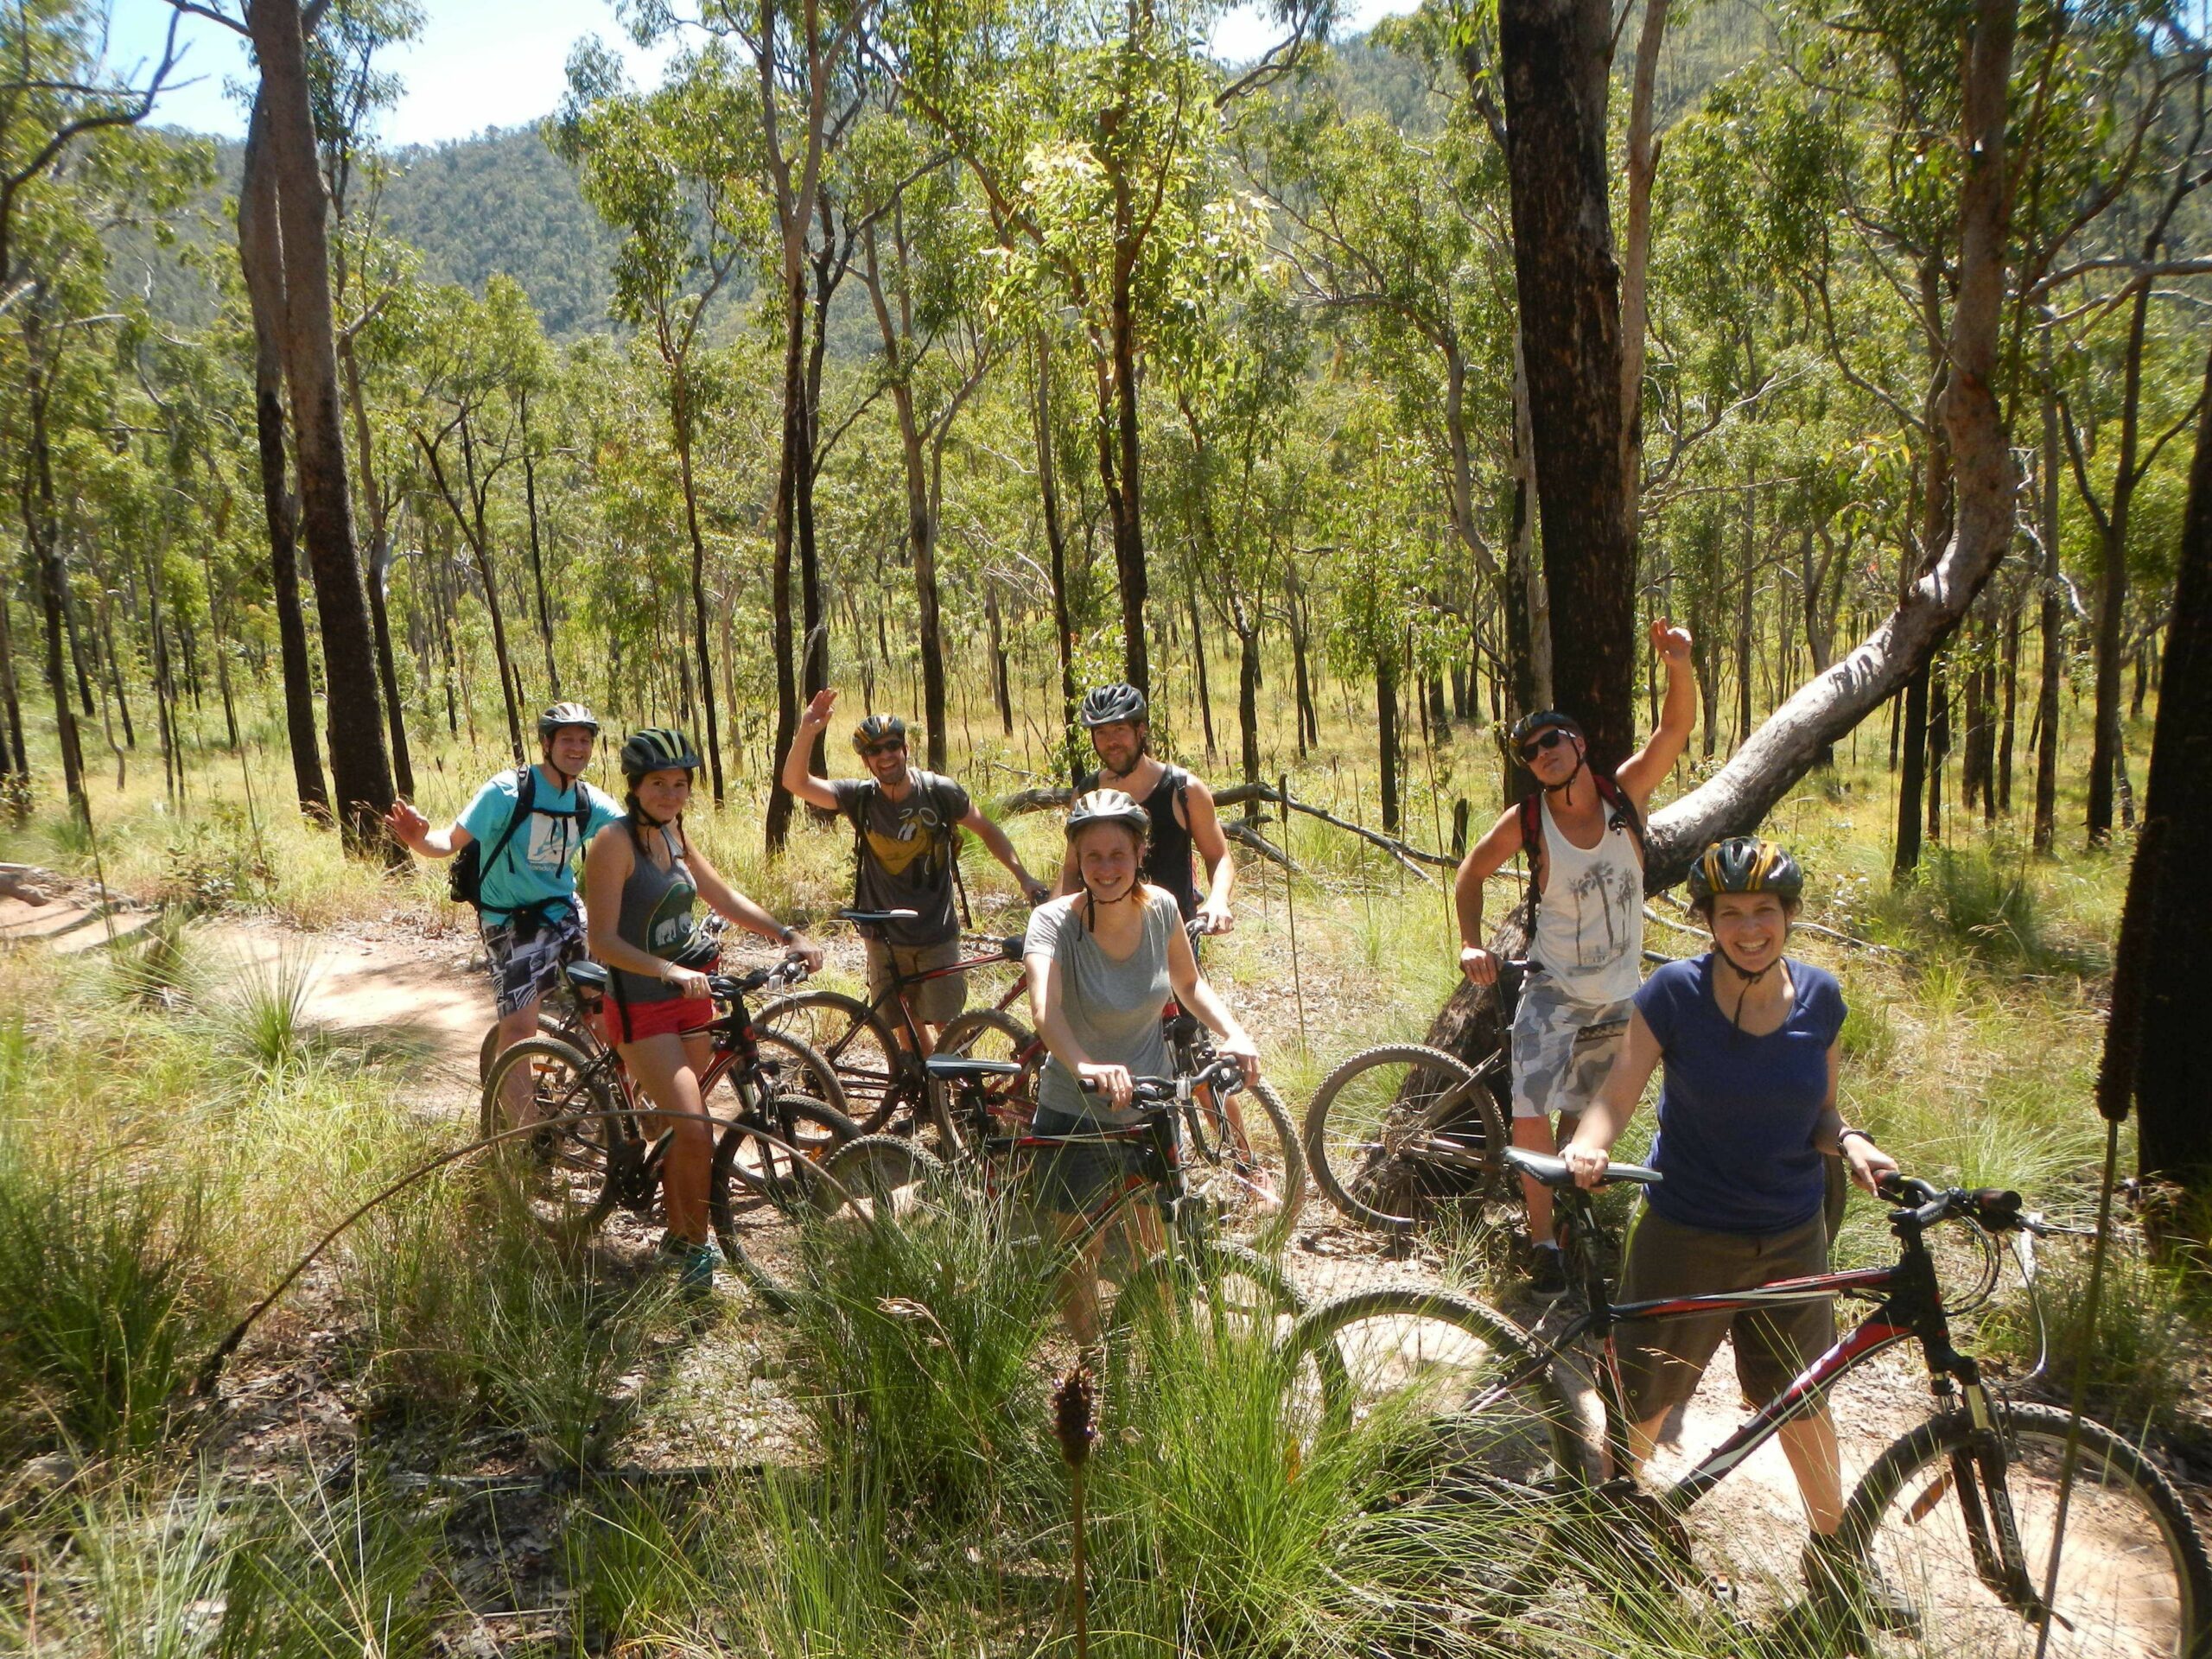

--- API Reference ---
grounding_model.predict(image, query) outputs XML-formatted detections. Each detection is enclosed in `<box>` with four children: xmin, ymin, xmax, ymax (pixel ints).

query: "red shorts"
<box><xmin>601</xmin><ymin>995</ymin><xmax>715</xmax><ymax>1046</ymax></box>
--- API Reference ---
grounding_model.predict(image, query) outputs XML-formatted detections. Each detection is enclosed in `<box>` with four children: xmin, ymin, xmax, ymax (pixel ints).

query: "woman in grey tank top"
<box><xmin>584</xmin><ymin>729</ymin><xmax>823</xmax><ymax>1293</ymax></box>
<box><xmin>1022</xmin><ymin>790</ymin><xmax>1262</xmax><ymax>1347</ymax></box>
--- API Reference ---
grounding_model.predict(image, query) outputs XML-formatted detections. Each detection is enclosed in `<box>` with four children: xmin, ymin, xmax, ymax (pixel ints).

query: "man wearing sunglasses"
<box><xmin>1453</xmin><ymin>619</ymin><xmax>1697</xmax><ymax>1299</ymax></box>
<box><xmin>784</xmin><ymin>689</ymin><xmax>1052</xmax><ymax>1040</ymax></box>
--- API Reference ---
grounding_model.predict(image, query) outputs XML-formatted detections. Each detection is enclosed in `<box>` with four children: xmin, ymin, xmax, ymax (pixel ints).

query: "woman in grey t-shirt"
<box><xmin>1024</xmin><ymin>790</ymin><xmax>1262</xmax><ymax>1347</ymax></box>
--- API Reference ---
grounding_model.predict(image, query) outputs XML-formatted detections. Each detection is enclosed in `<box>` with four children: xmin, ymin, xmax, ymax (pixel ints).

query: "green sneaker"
<box><xmin>658</xmin><ymin>1233</ymin><xmax>718</xmax><ymax>1300</ymax></box>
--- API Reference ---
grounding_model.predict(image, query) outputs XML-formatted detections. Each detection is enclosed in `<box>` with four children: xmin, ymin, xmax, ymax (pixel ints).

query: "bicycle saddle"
<box><xmin>563</xmin><ymin>960</ymin><xmax>610</xmax><ymax>993</ymax></box>
<box><xmin>924</xmin><ymin>1056</ymin><xmax>1024</xmax><ymax>1082</ymax></box>
<box><xmin>1505</xmin><ymin>1147</ymin><xmax>1662</xmax><ymax>1189</ymax></box>
<box><xmin>837</xmin><ymin>908</ymin><xmax>920</xmax><ymax>924</ymax></box>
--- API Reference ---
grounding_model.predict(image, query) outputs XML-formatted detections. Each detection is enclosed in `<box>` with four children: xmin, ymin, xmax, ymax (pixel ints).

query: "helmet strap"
<box><xmin>543</xmin><ymin>753</ymin><xmax>582</xmax><ymax>792</ymax></box>
<box><xmin>1541</xmin><ymin>751</ymin><xmax>1588</xmax><ymax>800</ymax></box>
<box><xmin>1710</xmin><ymin>932</ymin><xmax>1789</xmax><ymax>1035</ymax></box>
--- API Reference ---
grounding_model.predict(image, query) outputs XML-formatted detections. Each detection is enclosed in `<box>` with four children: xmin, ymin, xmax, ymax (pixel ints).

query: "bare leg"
<box><xmin>494</xmin><ymin>996</ymin><xmax>545</xmax><ymax>1128</ymax></box>
<box><xmin>1777</xmin><ymin>1407</ymin><xmax>1846</xmax><ymax>1535</ymax></box>
<box><xmin>1054</xmin><ymin>1213</ymin><xmax>1109</xmax><ymax>1349</ymax></box>
<box><xmin>619</xmin><ymin>1029</ymin><xmax>716</xmax><ymax>1245</ymax></box>
<box><xmin>1512</xmin><ymin>1113</ymin><xmax>1559</xmax><ymax>1245</ymax></box>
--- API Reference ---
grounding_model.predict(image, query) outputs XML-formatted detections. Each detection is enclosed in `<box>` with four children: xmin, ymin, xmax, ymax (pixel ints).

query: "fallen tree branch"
<box><xmin>1001</xmin><ymin>781</ymin><xmax>1457</xmax><ymax>879</ymax></box>
<box><xmin>0</xmin><ymin>864</ymin><xmax>53</xmax><ymax>904</ymax></box>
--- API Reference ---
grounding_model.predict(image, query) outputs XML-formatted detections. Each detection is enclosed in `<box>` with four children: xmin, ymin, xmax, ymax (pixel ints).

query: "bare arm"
<box><xmin>584</xmin><ymin>825</ymin><xmax>687</xmax><ymax>988</ymax></box>
<box><xmin>962</xmin><ymin>804</ymin><xmax>1050</xmax><ymax>903</ymax></box>
<box><xmin>385</xmin><ymin>799</ymin><xmax>472</xmax><ymax>860</ymax></box>
<box><xmin>1561</xmin><ymin>1008</ymin><xmax>1663</xmax><ymax>1185</ymax></box>
<box><xmin>780</xmin><ymin>688</ymin><xmax>842</xmax><ymax>812</ymax></box>
<box><xmin>1811</xmin><ymin>1039</ymin><xmax>1898</xmax><ymax>1194</ymax></box>
<box><xmin>1454</xmin><ymin>807</ymin><xmax>1525</xmax><ymax>983</ymax></box>
<box><xmin>1615</xmin><ymin>619</ymin><xmax>1697</xmax><ymax>809</ymax></box>
<box><xmin>1180</xmin><ymin>778</ymin><xmax>1236</xmax><ymax>932</ymax></box>
<box><xmin>683</xmin><ymin>841</ymin><xmax>823</xmax><ymax>969</ymax></box>
<box><xmin>1165</xmin><ymin>906</ymin><xmax>1259</xmax><ymax>1084</ymax></box>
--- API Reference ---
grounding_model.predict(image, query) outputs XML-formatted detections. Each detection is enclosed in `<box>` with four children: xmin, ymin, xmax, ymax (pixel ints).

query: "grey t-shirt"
<box><xmin>1027</xmin><ymin>887</ymin><xmax>1177</xmax><ymax>1126</ymax></box>
<box><xmin>829</xmin><ymin>772</ymin><xmax>972</xmax><ymax>947</ymax></box>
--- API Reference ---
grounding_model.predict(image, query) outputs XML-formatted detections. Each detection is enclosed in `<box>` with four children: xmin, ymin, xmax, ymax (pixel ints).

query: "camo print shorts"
<box><xmin>1509</xmin><ymin>971</ymin><xmax>1633</xmax><ymax>1121</ymax></box>
<box><xmin>483</xmin><ymin>907</ymin><xmax>586</xmax><ymax>1020</ymax></box>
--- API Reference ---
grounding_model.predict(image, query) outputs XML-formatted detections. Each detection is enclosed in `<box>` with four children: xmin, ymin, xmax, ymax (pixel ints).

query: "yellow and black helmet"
<box><xmin>851</xmin><ymin>713</ymin><xmax>908</xmax><ymax>754</ymax></box>
<box><xmin>619</xmin><ymin>727</ymin><xmax>700</xmax><ymax>783</ymax></box>
<box><xmin>1687</xmin><ymin>836</ymin><xmax>1804</xmax><ymax>906</ymax></box>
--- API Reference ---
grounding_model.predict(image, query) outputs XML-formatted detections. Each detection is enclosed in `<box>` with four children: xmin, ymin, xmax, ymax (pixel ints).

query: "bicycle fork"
<box><xmin>1933</xmin><ymin>1376</ymin><xmax>2063</xmax><ymax>1630</ymax></box>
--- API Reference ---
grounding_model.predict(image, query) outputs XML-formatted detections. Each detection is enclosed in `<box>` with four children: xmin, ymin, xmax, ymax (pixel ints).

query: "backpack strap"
<box><xmin>1591</xmin><ymin>772</ymin><xmax>1648</xmax><ymax>859</ymax></box>
<box><xmin>1517</xmin><ymin>791</ymin><xmax>1544</xmax><ymax>924</ymax></box>
<box><xmin>480</xmin><ymin>765</ymin><xmax>537</xmax><ymax>901</ymax></box>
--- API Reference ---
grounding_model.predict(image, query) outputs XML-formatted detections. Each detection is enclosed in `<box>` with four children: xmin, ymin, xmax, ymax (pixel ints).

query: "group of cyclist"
<box><xmin>389</xmin><ymin>620</ymin><xmax>1910</xmax><ymax>1610</ymax></box>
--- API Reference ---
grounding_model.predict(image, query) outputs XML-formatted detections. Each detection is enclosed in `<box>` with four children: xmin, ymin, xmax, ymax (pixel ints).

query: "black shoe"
<box><xmin>1526</xmin><ymin>1243</ymin><xmax>1569</xmax><ymax>1302</ymax></box>
<box><xmin>1802</xmin><ymin>1533</ymin><xmax>1920</xmax><ymax>1636</ymax></box>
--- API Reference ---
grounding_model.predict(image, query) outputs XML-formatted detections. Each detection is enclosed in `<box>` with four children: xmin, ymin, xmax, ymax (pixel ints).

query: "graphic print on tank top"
<box><xmin>1560</xmin><ymin>861</ymin><xmax>1642</xmax><ymax>972</ymax></box>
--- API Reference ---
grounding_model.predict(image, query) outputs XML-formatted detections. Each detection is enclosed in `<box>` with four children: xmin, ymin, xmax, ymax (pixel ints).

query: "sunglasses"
<box><xmin>1520</xmin><ymin>729</ymin><xmax>1572</xmax><ymax>762</ymax></box>
<box><xmin>861</xmin><ymin>741</ymin><xmax>907</xmax><ymax>758</ymax></box>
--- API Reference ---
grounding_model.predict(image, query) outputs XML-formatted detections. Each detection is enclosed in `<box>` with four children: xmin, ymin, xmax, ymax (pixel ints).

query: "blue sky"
<box><xmin>106</xmin><ymin>0</ymin><xmax>1410</xmax><ymax>149</ymax></box>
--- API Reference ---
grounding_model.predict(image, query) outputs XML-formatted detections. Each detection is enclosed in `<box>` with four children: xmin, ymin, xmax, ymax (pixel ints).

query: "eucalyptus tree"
<box><xmin>886</xmin><ymin>0</ymin><xmax>1327</xmax><ymax>703</ymax></box>
<box><xmin>556</xmin><ymin>39</ymin><xmax>767</xmax><ymax>804</ymax></box>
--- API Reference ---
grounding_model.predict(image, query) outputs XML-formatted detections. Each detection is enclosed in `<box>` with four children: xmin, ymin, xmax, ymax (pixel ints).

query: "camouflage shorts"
<box><xmin>1510</xmin><ymin>973</ymin><xmax>1632</xmax><ymax>1121</ymax></box>
<box><xmin>484</xmin><ymin>908</ymin><xmax>586</xmax><ymax>1020</ymax></box>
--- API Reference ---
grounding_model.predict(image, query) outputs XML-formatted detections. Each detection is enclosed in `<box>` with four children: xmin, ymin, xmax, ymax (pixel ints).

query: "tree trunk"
<box><xmin>238</xmin><ymin>98</ymin><xmax>329</xmax><ymax>820</ymax></box>
<box><xmin>1999</xmin><ymin>594</ymin><xmax>2018</xmax><ymax>813</ymax></box>
<box><xmin>17</xmin><ymin>307</ymin><xmax>85</xmax><ymax>817</ymax></box>
<box><xmin>1037</xmin><ymin>334</ymin><xmax>1081</xmax><ymax>780</ymax></box>
<box><xmin>671</xmin><ymin>370</ymin><xmax>728</xmax><ymax>804</ymax></box>
<box><xmin>1236</xmin><ymin>616</ymin><xmax>1262</xmax><ymax>787</ymax></box>
<box><xmin>518</xmin><ymin>391</ymin><xmax>560</xmax><ymax>702</ymax></box>
<box><xmin>986</xmin><ymin>580</ymin><xmax>1014</xmax><ymax>737</ymax></box>
<box><xmin>340</xmin><ymin>335</ymin><xmax>413</xmax><ymax>798</ymax></box>
<box><xmin>1376</xmin><ymin>658</ymin><xmax>1401</xmax><ymax>834</ymax></box>
<box><xmin>1618</xmin><ymin>0</ymin><xmax>1669</xmax><ymax>520</ymax></box>
<box><xmin>2119</xmin><ymin>342</ymin><xmax>2212</xmax><ymax>1194</ymax></box>
<box><xmin>248</xmin><ymin>0</ymin><xmax>393</xmax><ymax>848</ymax></box>
<box><xmin>2088</xmin><ymin>280</ymin><xmax>2153</xmax><ymax>846</ymax></box>
<box><xmin>1491</xmin><ymin>0</ymin><xmax>1636</xmax><ymax>771</ymax></box>
<box><xmin>2034</xmin><ymin>372</ymin><xmax>2064</xmax><ymax>851</ymax></box>
<box><xmin>1185</xmin><ymin>569</ymin><xmax>1217</xmax><ymax>758</ymax></box>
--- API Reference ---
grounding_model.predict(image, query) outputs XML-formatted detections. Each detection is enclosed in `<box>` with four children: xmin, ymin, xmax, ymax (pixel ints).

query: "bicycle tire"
<box><xmin>476</xmin><ymin>1036</ymin><xmax>629</xmax><ymax>1243</ymax></box>
<box><xmin>1303</xmin><ymin>1042</ymin><xmax>1510</xmax><ymax>1235</ymax></box>
<box><xmin>707</xmin><ymin>1096</ymin><xmax>860</xmax><ymax>1310</ymax></box>
<box><xmin>1183</xmin><ymin>1077</ymin><xmax>1306</xmax><ymax>1251</ymax></box>
<box><xmin>732</xmin><ymin>1027</ymin><xmax>852</xmax><ymax>1125</ymax></box>
<box><xmin>812</xmin><ymin>1134</ymin><xmax>944</xmax><ymax>1222</ymax></box>
<box><xmin>477</xmin><ymin>1009</ymin><xmax>585</xmax><ymax>1084</ymax></box>
<box><xmin>1107</xmin><ymin>1240</ymin><xmax>1306</xmax><ymax>1376</ymax></box>
<box><xmin>758</xmin><ymin>989</ymin><xmax>908</xmax><ymax>1134</ymax></box>
<box><xmin>1277</xmin><ymin>1286</ymin><xmax>1599</xmax><ymax>1492</ymax></box>
<box><xmin>1839</xmin><ymin>1401</ymin><xmax>2211</xmax><ymax>1659</ymax></box>
<box><xmin>929</xmin><ymin>1007</ymin><xmax>1039</xmax><ymax>1155</ymax></box>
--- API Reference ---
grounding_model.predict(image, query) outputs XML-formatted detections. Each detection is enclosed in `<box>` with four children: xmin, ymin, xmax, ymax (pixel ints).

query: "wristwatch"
<box><xmin>1837</xmin><ymin>1126</ymin><xmax>1874</xmax><ymax>1150</ymax></box>
<box><xmin>776</xmin><ymin>925</ymin><xmax>798</xmax><ymax>946</ymax></box>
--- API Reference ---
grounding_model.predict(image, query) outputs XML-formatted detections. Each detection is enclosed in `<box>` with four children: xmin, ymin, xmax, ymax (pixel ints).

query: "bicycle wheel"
<box><xmin>812</xmin><ymin>1135</ymin><xmax>943</xmax><ymax>1223</ymax></box>
<box><xmin>477</xmin><ymin>1008</ymin><xmax>589</xmax><ymax>1084</ymax></box>
<box><xmin>929</xmin><ymin>1007</ymin><xmax>1039</xmax><ymax>1155</ymax></box>
<box><xmin>1183</xmin><ymin>1077</ymin><xmax>1306</xmax><ymax>1251</ymax></box>
<box><xmin>1304</xmin><ymin>1043</ymin><xmax>1510</xmax><ymax>1235</ymax></box>
<box><xmin>1277</xmin><ymin>1287</ymin><xmax>1599</xmax><ymax>1493</ymax></box>
<box><xmin>758</xmin><ymin>989</ymin><xmax>907</xmax><ymax>1134</ymax></box>
<box><xmin>731</xmin><ymin>1027</ymin><xmax>851</xmax><ymax>1125</ymax></box>
<box><xmin>1840</xmin><ymin>1402</ymin><xmax>2211</xmax><ymax>1659</ymax></box>
<box><xmin>1107</xmin><ymin>1240</ymin><xmax>1306</xmax><ymax>1402</ymax></box>
<box><xmin>477</xmin><ymin>1036</ymin><xmax>628</xmax><ymax>1243</ymax></box>
<box><xmin>708</xmin><ymin>1096</ymin><xmax>861</xmax><ymax>1309</ymax></box>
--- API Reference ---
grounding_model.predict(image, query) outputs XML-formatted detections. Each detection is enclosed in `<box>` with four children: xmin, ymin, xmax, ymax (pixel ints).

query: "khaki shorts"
<box><xmin>1510</xmin><ymin>972</ymin><xmax>1632</xmax><ymax>1121</ymax></box>
<box><xmin>863</xmin><ymin>936</ymin><xmax>969</xmax><ymax>1026</ymax></box>
<box><xmin>1614</xmin><ymin>1205</ymin><xmax>1837</xmax><ymax>1421</ymax></box>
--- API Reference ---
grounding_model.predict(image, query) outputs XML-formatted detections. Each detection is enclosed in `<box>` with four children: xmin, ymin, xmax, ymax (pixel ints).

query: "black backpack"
<box><xmin>449</xmin><ymin>766</ymin><xmax>592</xmax><ymax>914</ymax></box>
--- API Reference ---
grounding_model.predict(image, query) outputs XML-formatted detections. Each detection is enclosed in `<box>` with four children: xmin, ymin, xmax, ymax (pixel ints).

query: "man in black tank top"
<box><xmin>1058</xmin><ymin>683</ymin><xmax>1235</xmax><ymax>931</ymax></box>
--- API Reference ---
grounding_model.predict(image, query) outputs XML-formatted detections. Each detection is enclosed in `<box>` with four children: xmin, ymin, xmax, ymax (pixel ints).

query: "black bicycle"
<box><xmin>478</xmin><ymin>957</ymin><xmax>857</xmax><ymax>1305</ymax></box>
<box><xmin>1278</xmin><ymin>1148</ymin><xmax>2212</xmax><ymax>1654</ymax></box>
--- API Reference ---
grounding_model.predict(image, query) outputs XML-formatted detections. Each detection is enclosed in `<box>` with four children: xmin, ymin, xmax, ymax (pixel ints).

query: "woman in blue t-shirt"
<box><xmin>1561</xmin><ymin>836</ymin><xmax>1903</xmax><ymax>1611</ymax></box>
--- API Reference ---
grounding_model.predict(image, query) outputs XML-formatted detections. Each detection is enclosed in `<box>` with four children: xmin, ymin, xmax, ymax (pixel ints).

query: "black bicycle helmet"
<box><xmin>1509</xmin><ymin>709</ymin><xmax>1582</xmax><ymax>751</ymax></box>
<box><xmin>538</xmin><ymin>701</ymin><xmax>600</xmax><ymax>742</ymax></box>
<box><xmin>1079</xmin><ymin>682</ymin><xmax>1148</xmax><ymax>728</ymax></box>
<box><xmin>1065</xmin><ymin>788</ymin><xmax>1151</xmax><ymax>840</ymax></box>
<box><xmin>851</xmin><ymin>713</ymin><xmax>907</xmax><ymax>754</ymax></box>
<box><xmin>1686</xmin><ymin>836</ymin><xmax>1805</xmax><ymax>907</ymax></box>
<box><xmin>620</xmin><ymin>727</ymin><xmax>701</xmax><ymax>783</ymax></box>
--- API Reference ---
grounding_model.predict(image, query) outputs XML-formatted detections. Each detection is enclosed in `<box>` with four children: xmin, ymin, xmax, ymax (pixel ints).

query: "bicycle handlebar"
<box><xmin>1076</xmin><ymin>1055</ymin><xmax>1245</xmax><ymax>1103</ymax></box>
<box><xmin>706</xmin><ymin>956</ymin><xmax>812</xmax><ymax>1003</ymax></box>
<box><xmin>1877</xmin><ymin>1173</ymin><xmax>2037</xmax><ymax>1235</ymax></box>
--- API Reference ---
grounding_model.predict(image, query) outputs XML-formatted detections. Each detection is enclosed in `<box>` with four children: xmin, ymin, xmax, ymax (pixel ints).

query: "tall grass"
<box><xmin>216</xmin><ymin>1463</ymin><xmax>443</xmax><ymax>1659</ymax></box>
<box><xmin>1873</xmin><ymin>845</ymin><xmax>2106</xmax><ymax>977</ymax></box>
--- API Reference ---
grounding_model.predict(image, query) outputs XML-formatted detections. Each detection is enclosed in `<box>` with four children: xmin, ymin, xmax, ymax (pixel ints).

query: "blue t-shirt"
<box><xmin>456</xmin><ymin>766</ymin><xmax>624</xmax><ymax>924</ymax></box>
<box><xmin>1637</xmin><ymin>955</ymin><xmax>1845</xmax><ymax>1236</ymax></box>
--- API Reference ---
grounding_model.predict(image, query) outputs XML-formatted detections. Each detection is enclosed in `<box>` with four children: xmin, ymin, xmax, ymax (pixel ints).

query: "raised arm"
<box><xmin>1560</xmin><ymin>1007</ymin><xmax>1662</xmax><ymax>1186</ymax></box>
<box><xmin>684</xmin><ymin>842</ymin><xmax>823</xmax><ymax>970</ymax></box>
<box><xmin>385</xmin><ymin>799</ymin><xmax>473</xmax><ymax>861</ymax></box>
<box><xmin>1454</xmin><ymin>806</ymin><xmax>1526</xmax><ymax>985</ymax></box>
<box><xmin>963</xmin><ymin>803</ymin><xmax>1051</xmax><ymax>905</ymax></box>
<box><xmin>780</xmin><ymin>688</ymin><xmax>842</xmax><ymax>813</ymax></box>
<box><xmin>1614</xmin><ymin>619</ymin><xmax>1697</xmax><ymax>810</ymax></box>
<box><xmin>1181</xmin><ymin>777</ymin><xmax>1236</xmax><ymax>933</ymax></box>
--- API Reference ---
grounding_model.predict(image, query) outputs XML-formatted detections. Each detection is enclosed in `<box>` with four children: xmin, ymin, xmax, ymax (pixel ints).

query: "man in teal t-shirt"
<box><xmin>386</xmin><ymin>703</ymin><xmax>623</xmax><ymax>1090</ymax></box>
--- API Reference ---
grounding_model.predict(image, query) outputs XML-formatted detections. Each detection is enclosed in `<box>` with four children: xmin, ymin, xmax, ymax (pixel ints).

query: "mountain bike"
<box><xmin>474</xmin><ymin>914</ymin><xmax>849</xmax><ymax>1122</ymax></box>
<box><xmin>478</xmin><ymin>956</ymin><xmax>858</xmax><ymax>1306</ymax></box>
<box><xmin>1277</xmin><ymin>1147</ymin><xmax>2212</xmax><ymax>1655</ymax></box>
<box><xmin>814</xmin><ymin>1052</ymin><xmax>1304</xmax><ymax>1356</ymax></box>
<box><xmin>757</xmin><ymin>908</ymin><xmax>1038</xmax><ymax>1141</ymax></box>
<box><xmin>1300</xmin><ymin>960</ymin><xmax>1523</xmax><ymax>1233</ymax></box>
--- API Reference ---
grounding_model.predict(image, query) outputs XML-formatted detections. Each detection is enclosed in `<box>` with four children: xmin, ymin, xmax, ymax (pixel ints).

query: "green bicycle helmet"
<box><xmin>537</xmin><ymin>702</ymin><xmax>600</xmax><ymax>742</ymax></box>
<box><xmin>1079</xmin><ymin>682</ymin><xmax>1148</xmax><ymax>728</ymax></box>
<box><xmin>1686</xmin><ymin>836</ymin><xmax>1805</xmax><ymax>907</ymax></box>
<box><xmin>851</xmin><ymin>712</ymin><xmax>908</xmax><ymax>754</ymax></box>
<box><xmin>1065</xmin><ymin>788</ymin><xmax>1151</xmax><ymax>840</ymax></box>
<box><xmin>620</xmin><ymin>728</ymin><xmax>701</xmax><ymax>783</ymax></box>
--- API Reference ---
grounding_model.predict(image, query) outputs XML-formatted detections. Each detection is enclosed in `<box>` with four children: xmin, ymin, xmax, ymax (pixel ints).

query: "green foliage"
<box><xmin>1874</xmin><ymin>846</ymin><xmax>2106</xmax><ymax>977</ymax></box>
